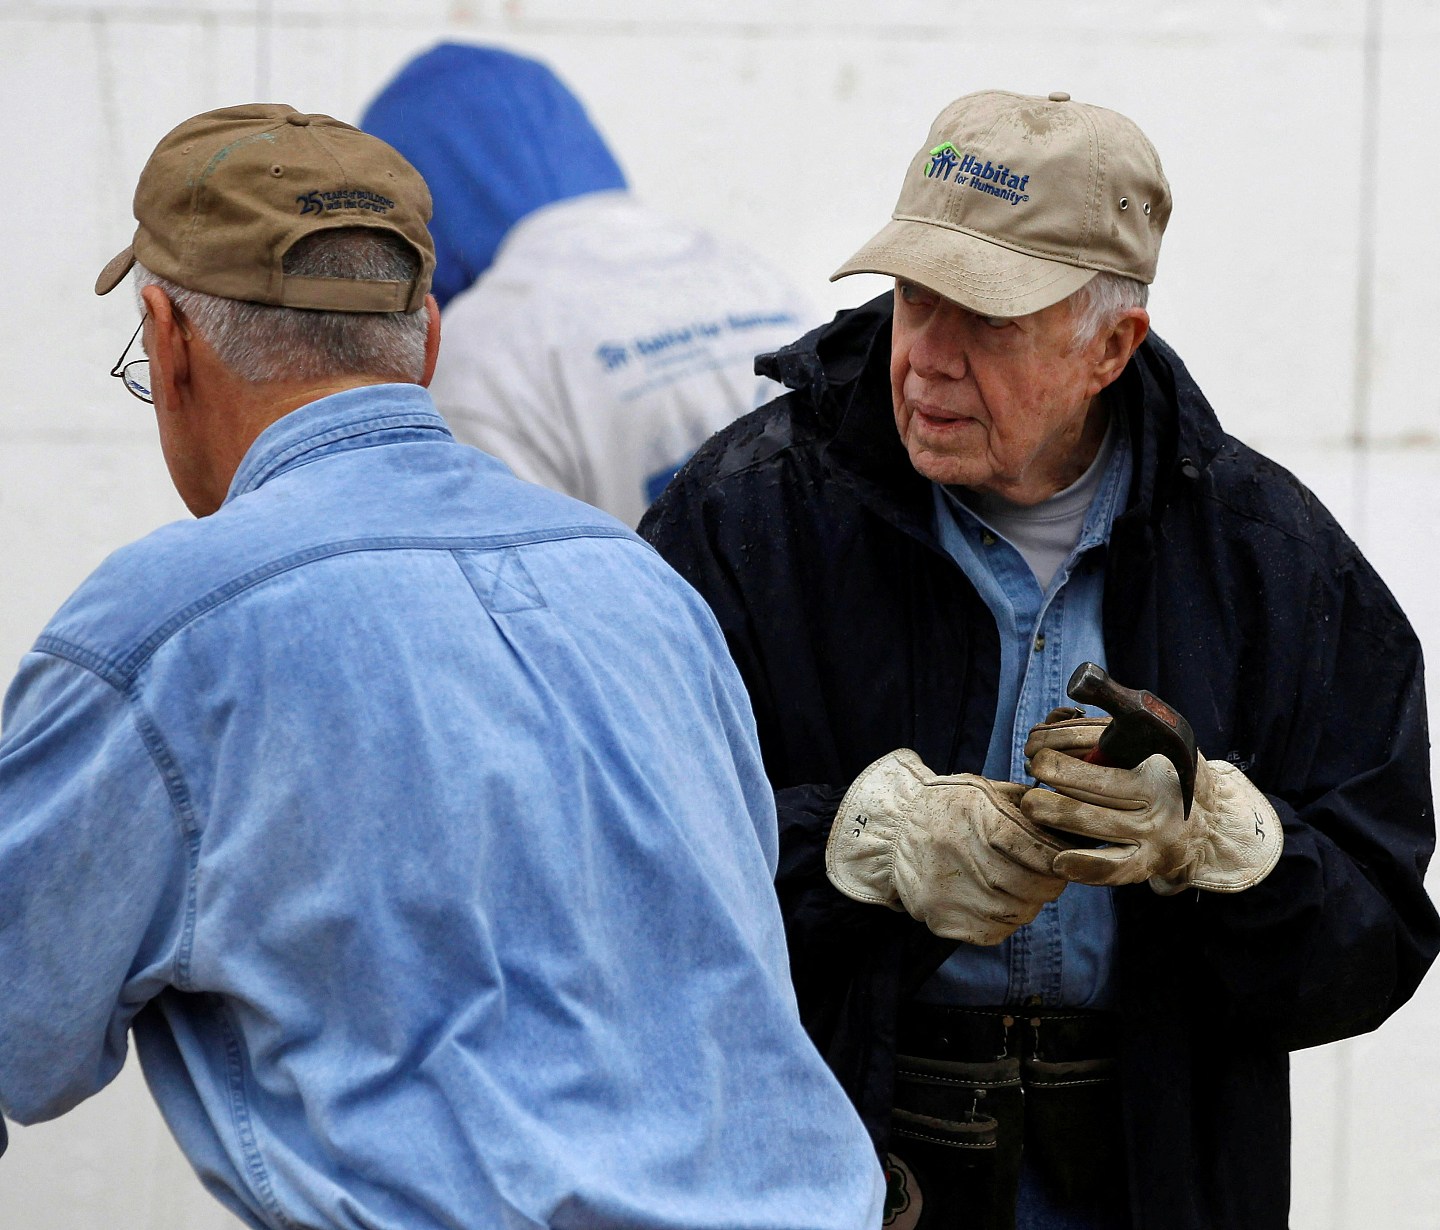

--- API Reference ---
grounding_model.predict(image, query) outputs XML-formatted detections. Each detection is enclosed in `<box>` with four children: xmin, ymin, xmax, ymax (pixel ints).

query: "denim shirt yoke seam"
<box><xmin>31</xmin><ymin>636</ymin><xmax>126</xmax><ymax>687</ymax></box>
<box><xmin>99</xmin><ymin>527</ymin><xmax>635</xmax><ymax>685</ymax></box>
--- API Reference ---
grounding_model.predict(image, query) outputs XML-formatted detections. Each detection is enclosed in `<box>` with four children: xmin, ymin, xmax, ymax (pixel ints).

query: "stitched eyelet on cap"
<box><xmin>270</xmin><ymin>165</ymin><xmax>285</xmax><ymax>177</ymax></box>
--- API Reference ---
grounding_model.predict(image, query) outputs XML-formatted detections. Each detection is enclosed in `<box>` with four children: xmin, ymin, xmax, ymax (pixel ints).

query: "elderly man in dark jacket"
<box><xmin>641</xmin><ymin>89</ymin><xmax>1438</xmax><ymax>1230</ymax></box>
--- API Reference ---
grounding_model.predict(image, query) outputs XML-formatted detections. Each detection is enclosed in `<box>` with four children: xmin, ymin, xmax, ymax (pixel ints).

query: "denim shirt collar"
<box><xmin>1073</xmin><ymin>417</ymin><xmax>1133</xmax><ymax>556</ymax></box>
<box><xmin>225</xmin><ymin>383</ymin><xmax>453</xmax><ymax>506</ymax></box>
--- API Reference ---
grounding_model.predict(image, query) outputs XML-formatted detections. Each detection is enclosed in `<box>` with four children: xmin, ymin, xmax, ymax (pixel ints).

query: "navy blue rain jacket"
<box><xmin>640</xmin><ymin>294</ymin><xmax>1440</xmax><ymax>1230</ymax></box>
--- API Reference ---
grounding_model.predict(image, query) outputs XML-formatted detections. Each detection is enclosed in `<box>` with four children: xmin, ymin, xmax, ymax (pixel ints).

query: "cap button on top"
<box><xmin>286</xmin><ymin>114</ymin><xmax>313</xmax><ymax>126</ymax></box>
<box><xmin>1048</xmin><ymin>91</ymin><xmax>1071</xmax><ymax>102</ymax></box>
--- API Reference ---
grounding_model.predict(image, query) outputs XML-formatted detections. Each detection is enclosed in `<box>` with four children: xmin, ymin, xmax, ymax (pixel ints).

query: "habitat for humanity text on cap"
<box><xmin>833</xmin><ymin>89</ymin><xmax>1172</xmax><ymax>317</ymax></box>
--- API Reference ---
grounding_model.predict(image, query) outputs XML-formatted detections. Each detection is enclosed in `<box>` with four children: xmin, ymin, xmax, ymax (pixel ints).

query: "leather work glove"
<box><xmin>1024</xmin><ymin>706</ymin><xmax>1110</xmax><ymax>757</ymax></box>
<box><xmin>825</xmin><ymin>749</ymin><xmax>1071</xmax><ymax>945</ymax></box>
<box><xmin>1021</xmin><ymin>726</ymin><xmax>1283</xmax><ymax>895</ymax></box>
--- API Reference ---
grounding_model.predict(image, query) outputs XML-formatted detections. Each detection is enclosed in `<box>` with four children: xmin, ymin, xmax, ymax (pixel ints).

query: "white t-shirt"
<box><xmin>429</xmin><ymin>191</ymin><xmax>818</xmax><ymax>526</ymax></box>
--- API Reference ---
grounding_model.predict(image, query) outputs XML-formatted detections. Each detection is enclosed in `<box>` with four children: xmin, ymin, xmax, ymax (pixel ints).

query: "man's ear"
<box><xmin>419</xmin><ymin>293</ymin><xmax>441</xmax><ymax>387</ymax></box>
<box><xmin>139</xmin><ymin>284</ymin><xmax>191</xmax><ymax>405</ymax></box>
<box><xmin>1086</xmin><ymin>308</ymin><xmax>1149</xmax><ymax>397</ymax></box>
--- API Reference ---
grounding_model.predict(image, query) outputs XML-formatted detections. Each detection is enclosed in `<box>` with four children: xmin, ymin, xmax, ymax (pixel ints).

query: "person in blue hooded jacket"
<box><xmin>361</xmin><ymin>43</ymin><xmax>816</xmax><ymax>526</ymax></box>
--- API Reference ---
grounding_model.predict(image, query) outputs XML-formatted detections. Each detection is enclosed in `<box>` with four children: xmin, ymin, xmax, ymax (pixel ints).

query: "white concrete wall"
<box><xmin>0</xmin><ymin>1</ymin><xmax>1437</xmax><ymax>1226</ymax></box>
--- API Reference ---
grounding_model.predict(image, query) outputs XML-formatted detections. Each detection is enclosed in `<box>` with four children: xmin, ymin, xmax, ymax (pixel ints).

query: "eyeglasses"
<box><xmin>110</xmin><ymin>319</ymin><xmax>152</xmax><ymax>404</ymax></box>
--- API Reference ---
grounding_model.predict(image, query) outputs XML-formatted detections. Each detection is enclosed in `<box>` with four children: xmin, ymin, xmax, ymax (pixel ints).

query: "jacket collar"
<box><xmin>225</xmin><ymin>384</ymin><xmax>453</xmax><ymax>505</ymax></box>
<box><xmin>760</xmin><ymin>294</ymin><xmax>936</xmax><ymax>544</ymax></box>
<box><xmin>1117</xmin><ymin>332</ymin><xmax>1227</xmax><ymax>529</ymax></box>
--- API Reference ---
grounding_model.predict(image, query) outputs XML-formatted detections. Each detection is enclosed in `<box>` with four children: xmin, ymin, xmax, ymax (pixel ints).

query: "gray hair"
<box><xmin>133</xmin><ymin>228</ymin><xmax>429</xmax><ymax>383</ymax></box>
<box><xmin>1067</xmin><ymin>271</ymin><xmax>1149</xmax><ymax>351</ymax></box>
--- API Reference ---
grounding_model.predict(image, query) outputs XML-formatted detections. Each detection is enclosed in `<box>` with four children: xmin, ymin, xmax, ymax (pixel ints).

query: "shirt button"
<box><xmin>982</xmin><ymin>531</ymin><xmax>997</xmax><ymax>547</ymax></box>
<box><xmin>1033</xmin><ymin>634</ymin><xmax>1046</xmax><ymax>652</ymax></box>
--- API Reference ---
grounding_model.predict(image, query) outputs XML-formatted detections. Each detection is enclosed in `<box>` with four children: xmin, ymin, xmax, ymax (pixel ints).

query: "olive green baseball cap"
<box><xmin>833</xmin><ymin>90</ymin><xmax>1171</xmax><ymax>317</ymax></box>
<box><xmin>96</xmin><ymin>103</ymin><xmax>435</xmax><ymax>313</ymax></box>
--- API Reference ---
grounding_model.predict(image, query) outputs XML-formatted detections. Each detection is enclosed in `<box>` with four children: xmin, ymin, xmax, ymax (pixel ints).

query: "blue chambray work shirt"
<box><xmin>0</xmin><ymin>385</ymin><xmax>884</xmax><ymax>1230</ymax></box>
<box><xmin>916</xmin><ymin>426</ymin><xmax>1133</xmax><ymax>1010</ymax></box>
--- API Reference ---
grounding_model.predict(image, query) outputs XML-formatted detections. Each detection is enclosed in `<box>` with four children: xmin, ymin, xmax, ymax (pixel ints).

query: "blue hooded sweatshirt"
<box><xmin>361</xmin><ymin>43</ymin><xmax>629</xmax><ymax>308</ymax></box>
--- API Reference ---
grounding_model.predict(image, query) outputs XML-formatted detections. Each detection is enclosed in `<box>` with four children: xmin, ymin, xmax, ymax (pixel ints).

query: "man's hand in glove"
<box><xmin>825</xmin><ymin>749</ymin><xmax>1071</xmax><ymax>945</ymax></box>
<box><xmin>1022</xmin><ymin>715</ymin><xmax>1283</xmax><ymax>896</ymax></box>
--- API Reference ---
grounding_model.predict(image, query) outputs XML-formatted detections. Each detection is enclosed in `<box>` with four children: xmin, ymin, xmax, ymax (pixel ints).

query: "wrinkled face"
<box><xmin>890</xmin><ymin>280</ymin><xmax>1111</xmax><ymax>504</ymax></box>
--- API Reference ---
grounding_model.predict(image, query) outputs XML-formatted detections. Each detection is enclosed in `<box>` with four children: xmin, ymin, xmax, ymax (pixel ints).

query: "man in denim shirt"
<box><xmin>0</xmin><ymin>105</ymin><xmax>886</xmax><ymax>1228</ymax></box>
<box><xmin>642</xmin><ymin>90</ymin><xmax>1437</xmax><ymax>1229</ymax></box>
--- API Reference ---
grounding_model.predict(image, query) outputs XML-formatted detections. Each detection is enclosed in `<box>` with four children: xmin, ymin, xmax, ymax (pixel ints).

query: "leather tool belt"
<box><xmin>881</xmin><ymin>1004</ymin><xmax>1127</xmax><ymax>1230</ymax></box>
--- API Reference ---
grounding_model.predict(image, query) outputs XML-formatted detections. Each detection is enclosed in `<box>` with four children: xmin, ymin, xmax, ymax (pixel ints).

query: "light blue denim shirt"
<box><xmin>916</xmin><ymin>425</ymin><xmax>1133</xmax><ymax>1009</ymax></box>
<box><xmin>0</xmin><ymin>385</ymin><xmax>883</xmax><ymax>1230</ymax></box>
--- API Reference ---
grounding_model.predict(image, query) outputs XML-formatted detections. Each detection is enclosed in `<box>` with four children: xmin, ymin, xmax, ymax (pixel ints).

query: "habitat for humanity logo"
<box><xmin>925</xmin><ymin>142</ymin><xmax>1030</xmax><ymax>205</ymax></box>
<box><xmin>297</xmin><ymin>188</ymin><xmax>396</xmax><ymax>216</ymax></box>
<box><xmin>594</xmin><ymin>311</ymin><xmax>798</xmax><ymax>373</ymax></box>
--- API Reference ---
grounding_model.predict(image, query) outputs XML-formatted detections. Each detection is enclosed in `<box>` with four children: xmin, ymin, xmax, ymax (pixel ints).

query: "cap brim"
<box><xmin>95</xmin><ymin>245</ymin><xmax>136</xmax><ymax>297</ymax></box>
<box><xmin>832</xmin><ymin>219</ymin><xmax>1097</xmax><ymax>318</ymax></box>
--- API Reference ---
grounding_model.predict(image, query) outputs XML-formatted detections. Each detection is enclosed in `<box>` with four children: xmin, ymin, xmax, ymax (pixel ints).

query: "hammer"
<box><xmin>1066</xmin><ymin>662</ymin><xmax>1198</xmax><ymax>816</ymax></box>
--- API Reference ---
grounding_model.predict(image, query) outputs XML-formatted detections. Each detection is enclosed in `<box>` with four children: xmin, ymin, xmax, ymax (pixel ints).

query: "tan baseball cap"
<box><xmin>833</xmin><ymin>90</ymin><xmax>1171</xmax><ymax>317</ymax></box>
<box><xmin>96</xmin><ymin>104</ymin><xmax>436</xmax><ymax>313</ymax></box>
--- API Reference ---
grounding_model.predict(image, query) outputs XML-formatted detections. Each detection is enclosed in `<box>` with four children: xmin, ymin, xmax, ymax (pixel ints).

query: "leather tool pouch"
<box><xmin>884</xmin><ymin>1055</ymin><xmax>1022</xmax><ymax>1230</ymax></box>
<box><xmin>883</xmin><ymin>1008</ymin><xmax>1126</xmax><ymax>1230</ymax></box>
<box><xmin>1020</xmin><ymin>1054</ymin><xmax>1123</xmax><ymax>1208</ymax></box>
